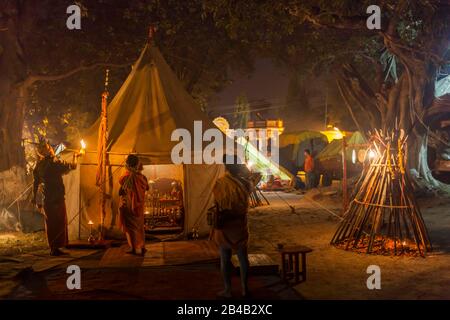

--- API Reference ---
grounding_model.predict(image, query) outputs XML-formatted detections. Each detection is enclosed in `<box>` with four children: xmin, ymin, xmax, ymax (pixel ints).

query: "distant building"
<box><xmin>213</xmin><ymin>117</ymin><xmax>291</xmax><ymax>182</ymax></box>
<box><xmin>246</xmin><ymin>119</ymin><xmax>284</xmax><ymax>157</ymax></box>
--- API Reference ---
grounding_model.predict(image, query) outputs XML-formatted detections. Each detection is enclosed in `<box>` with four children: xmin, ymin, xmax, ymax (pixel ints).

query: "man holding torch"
<box><xmin>31</xmin><ymin>139</ymin><xmax>80</xmax><ymax>256</ymax></box>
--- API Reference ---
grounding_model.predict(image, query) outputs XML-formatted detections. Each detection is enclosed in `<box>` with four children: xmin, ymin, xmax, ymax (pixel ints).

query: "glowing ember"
<box><xmin>333</xmin><ymin>236</ymin><xmax>424</xmax><ymax>257</ymax></box>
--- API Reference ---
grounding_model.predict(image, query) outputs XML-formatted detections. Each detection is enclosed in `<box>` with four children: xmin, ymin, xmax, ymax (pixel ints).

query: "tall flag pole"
<box><xmin>96</xmin><ymin>69</ymin><xmax>109</xmax><ymax>240</ymax></box>
<box><xmin>148</xmin><ymin>24</ymin><xmax>156</xmax><ymax>45</ymax></box>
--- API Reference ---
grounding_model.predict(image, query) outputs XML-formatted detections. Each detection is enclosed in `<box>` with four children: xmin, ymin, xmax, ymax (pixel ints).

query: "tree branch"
<box><xmin>22</xmin><ymin>62</ymin><xmax>131</xmax><ymax>87</ymax></box>
<box><xmin>289</xmin><ymin>6</ymin><xmax>376</xmax><ymax>35</ymax></box>
<box><xmin>382</xmin><ymin>32</ymin><xmax>449</xmax><ymax>67</ymax></box>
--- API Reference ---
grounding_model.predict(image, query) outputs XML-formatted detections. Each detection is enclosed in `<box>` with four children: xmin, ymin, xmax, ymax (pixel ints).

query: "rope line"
<box><xmin>353</xmin><ymin>198</ymin><xmax>413</xmax><ymax>209</ymax></box>
<box><xmin>302</xmin><ymin>195</ymin><xmax>344</xmax><ymax>221</ymax></box>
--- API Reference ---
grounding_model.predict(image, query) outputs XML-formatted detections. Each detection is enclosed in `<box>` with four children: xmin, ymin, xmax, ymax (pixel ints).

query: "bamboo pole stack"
<box><xmin>331</xmin><ymin>129</ymin><xmax>432</xmax><ymax>256</ymax></box>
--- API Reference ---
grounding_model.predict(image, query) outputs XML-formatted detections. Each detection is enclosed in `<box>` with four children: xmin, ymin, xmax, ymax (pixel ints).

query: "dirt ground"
<box><xmin>1</xmin><ymin>188</ymin><xmax>449</xmax><ymax>300</ymax></box>
<box><xmin>0</xmin><ymin>232</ymin><xmax>47</xmax><ymax>257</ymax></box>
<box><xmin>249</xmin><ymin>191</ymin><xmax>450</xmax><ymax>299</ymax></box>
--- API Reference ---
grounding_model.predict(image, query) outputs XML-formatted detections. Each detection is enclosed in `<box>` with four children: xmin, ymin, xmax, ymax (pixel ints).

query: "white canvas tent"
<box><xmin>64</xmin><ymin>43</ymin><xmax>224</xmax><ymax>240</ymax></box>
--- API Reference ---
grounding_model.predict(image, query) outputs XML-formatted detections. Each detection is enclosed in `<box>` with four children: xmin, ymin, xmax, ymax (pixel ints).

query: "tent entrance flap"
<box><xmin>142</xmin><ymin>164</ymin><xmax>184</xmax><ymax>233</ymax></box>
<box><xmin>64</xmin><ymin>165</ymin><xmax>80</xmax><ymax>241</ymax></box>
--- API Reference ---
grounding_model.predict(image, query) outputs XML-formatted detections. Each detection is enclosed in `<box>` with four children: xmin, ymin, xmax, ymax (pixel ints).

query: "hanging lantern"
<box><xmin>352</xmin><ymin>149</ymin><xmax>357</xmax><ymax>164</ymax></box>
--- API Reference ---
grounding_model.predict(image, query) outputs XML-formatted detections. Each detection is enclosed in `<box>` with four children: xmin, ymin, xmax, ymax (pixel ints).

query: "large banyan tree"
<box><xmin>204</xmin><ymin>0</ymin><xmax>450</xmax><ymax>188</ymax></box>
<box><xmin>288</xmin><ymin>0</ymin><xmax>450</xmax><ymax>189</ymax></box>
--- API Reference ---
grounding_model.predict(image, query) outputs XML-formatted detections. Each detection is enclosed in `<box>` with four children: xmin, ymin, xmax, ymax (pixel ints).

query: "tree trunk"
<box><xmin>0</xmin><ymin>89</ymin><xmax>29</xmax><ymax>207</ymax></box>
<box><xmin>336</xmin><ymin>59</ymin><xmax>450</xmax><ymax>191</ymax></box>
<box><xmin>0</xmin><ymin>87</ymin><xmax>26</xmax><ymax>171</ymax></box>
<box><xmin>408</xmin><ymin>132</ymin><xmax>450</xmax><ymax>192</ymax></box>
<box><xmin>0</xmin><ymin>2</ymin><xmax>30</xmax><ymax>205</ymax></box>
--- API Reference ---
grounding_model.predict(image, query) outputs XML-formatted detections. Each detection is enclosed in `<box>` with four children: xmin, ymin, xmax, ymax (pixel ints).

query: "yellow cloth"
<box><xmin>213</xmin><ymin>173</ymin><xmax>249</xmax><ymax>211</ymax></box>
<box><xmin>119</xmin><ymin>170</ymin><xmax>149</xmax><ymax>249</ymax></box>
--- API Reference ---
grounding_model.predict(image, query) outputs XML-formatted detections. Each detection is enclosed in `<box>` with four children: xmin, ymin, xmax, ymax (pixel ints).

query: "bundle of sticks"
<box><xmin>247</xmin><ymin>172</ymin><xmax>269</xmax><ymax>208</ymax></box>
<box><xmin>331</xmin><ymin>129</ymin><xmax>432</xmax><ymax>256</ymax></box>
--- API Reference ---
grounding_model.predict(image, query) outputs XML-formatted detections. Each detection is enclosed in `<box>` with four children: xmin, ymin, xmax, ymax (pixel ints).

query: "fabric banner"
<box><xmin>63</xmin><ymin>165</ymin><xmax>80</xmax><ymax>241</ymax></box>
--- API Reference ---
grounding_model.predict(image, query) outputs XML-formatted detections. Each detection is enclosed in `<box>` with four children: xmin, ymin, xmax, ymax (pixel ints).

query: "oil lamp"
<box><xmin>80</xmin><ymin>139</ymin><xmax>87</xmax><ymax>155</ymax></box>
<box><xmin>88</xmin><ymin>220</ymin><xmax>95</xmax><ymax>243</ymax></box>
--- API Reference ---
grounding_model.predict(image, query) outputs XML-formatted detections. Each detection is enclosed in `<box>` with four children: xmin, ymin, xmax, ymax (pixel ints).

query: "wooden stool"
<box><xmin>278</xmin><ymin>245</ymin><xmax>312</xmax><ymax>284</ymax></box>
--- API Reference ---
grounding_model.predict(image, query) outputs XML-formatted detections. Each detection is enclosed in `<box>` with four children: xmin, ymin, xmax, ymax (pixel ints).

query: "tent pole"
<box><xmin>78</xmin><ymin>168</ymin><xmax>81</xmax><ymax>240</ymax></box>
<box><xmin>99</xmin><ymin>70</ymin><xmax>109</xmax><ymax>240</ymax></box>
<box><xmin>342</xmin><ymin>136</ymin><xmax>348</xmax><ymax>212</ymax></box>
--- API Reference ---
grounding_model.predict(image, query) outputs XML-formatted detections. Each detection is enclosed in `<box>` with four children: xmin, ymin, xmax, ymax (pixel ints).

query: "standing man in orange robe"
<box><xmin>118</xmin><ymin>155</ymin><xmax>149</xmax><ymax>256</ymax></box>
<box><xmin>304</xmin><ymin>149</ymin><xmax>315</xmax><ymax>189</ymax></box>
<box><xmin>32</xmin><ymin>140</ymin><xmax>78</xmax><ymax>256</ymax></box>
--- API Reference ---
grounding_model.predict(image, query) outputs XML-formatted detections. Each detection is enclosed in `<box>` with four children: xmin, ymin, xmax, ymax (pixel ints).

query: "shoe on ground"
<box><xmin>50</xmin><ymin>249</ymin><xmax>67</xmax><ymax>256</ymax></box>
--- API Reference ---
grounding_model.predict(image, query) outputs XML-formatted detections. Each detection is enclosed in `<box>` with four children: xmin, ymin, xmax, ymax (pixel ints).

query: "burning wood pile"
<box><xmin>331</xmin><ymin>129</ymin><xmax>432</xmax><ymax>256</ymax></box>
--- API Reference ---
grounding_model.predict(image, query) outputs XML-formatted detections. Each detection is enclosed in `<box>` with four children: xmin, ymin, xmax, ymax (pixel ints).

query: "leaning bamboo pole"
<box><xmin>331</xmin><ymin>129</ymin><xmax>432</xmax><ymax>256</ymax></box>
<box><xmin>99</xmin><ymin>70</ymin><xmax>109</xmax><ymax>240</ymax></box>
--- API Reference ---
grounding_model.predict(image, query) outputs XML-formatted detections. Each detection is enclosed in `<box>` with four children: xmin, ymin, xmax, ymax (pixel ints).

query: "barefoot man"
<box><xmin>212</xmin><ymin>155</ymin><xmax>251</xmax><ymax>298</ymax></box>
<box><xmin>32</xmin><ymin>140</ymin><xmax>78</xmax><ymax>256</ymax></box>
<box><xmin>118</xmin><ymin>155</ymin><xmax>149</xmax><ymax>256</ymax></box>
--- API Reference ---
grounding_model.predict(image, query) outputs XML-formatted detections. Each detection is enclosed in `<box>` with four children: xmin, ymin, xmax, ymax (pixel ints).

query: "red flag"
<box><xmin>96</xmin><ymin>91</ymin><xmax>108</xmax><ymax>186</ymax></box>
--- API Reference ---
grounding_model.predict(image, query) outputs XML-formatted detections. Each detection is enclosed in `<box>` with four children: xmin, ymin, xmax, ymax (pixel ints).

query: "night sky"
<box><xmin>210</xmin><ymin>59</ymin><xmax>289</xmax><ymax>111</ymax></box>
<box><xmin>208</xmin><ymin>59</ymin><xmax>334</xmax><ymax>132</ymax></box>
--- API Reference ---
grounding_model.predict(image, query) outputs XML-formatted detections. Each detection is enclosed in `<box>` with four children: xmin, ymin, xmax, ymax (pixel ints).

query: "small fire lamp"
<box><xmin>88</xmin><ymin>220</ymin><xmax>95</xmax><ymax>243</ymax></box>
<box><xmin>80</xmin><ymin>139</ymin><xmax>87</xmax><ymax>155</ymax></box>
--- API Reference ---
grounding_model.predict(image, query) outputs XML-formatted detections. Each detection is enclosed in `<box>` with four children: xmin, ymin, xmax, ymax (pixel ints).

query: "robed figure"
<box><xmin>118</xmin><ymin>155</ymin><xmax>149</xmax><ymax>255</ymax></box>
<box><xmin>212</xmin><ymin>156</ymin><xmax>251</xmax><ymax>298</ymax></box>
<box><xmin>32</xmin><ymin>141</ymin><xmax>78</xmax><ymax>256</ymax></box>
